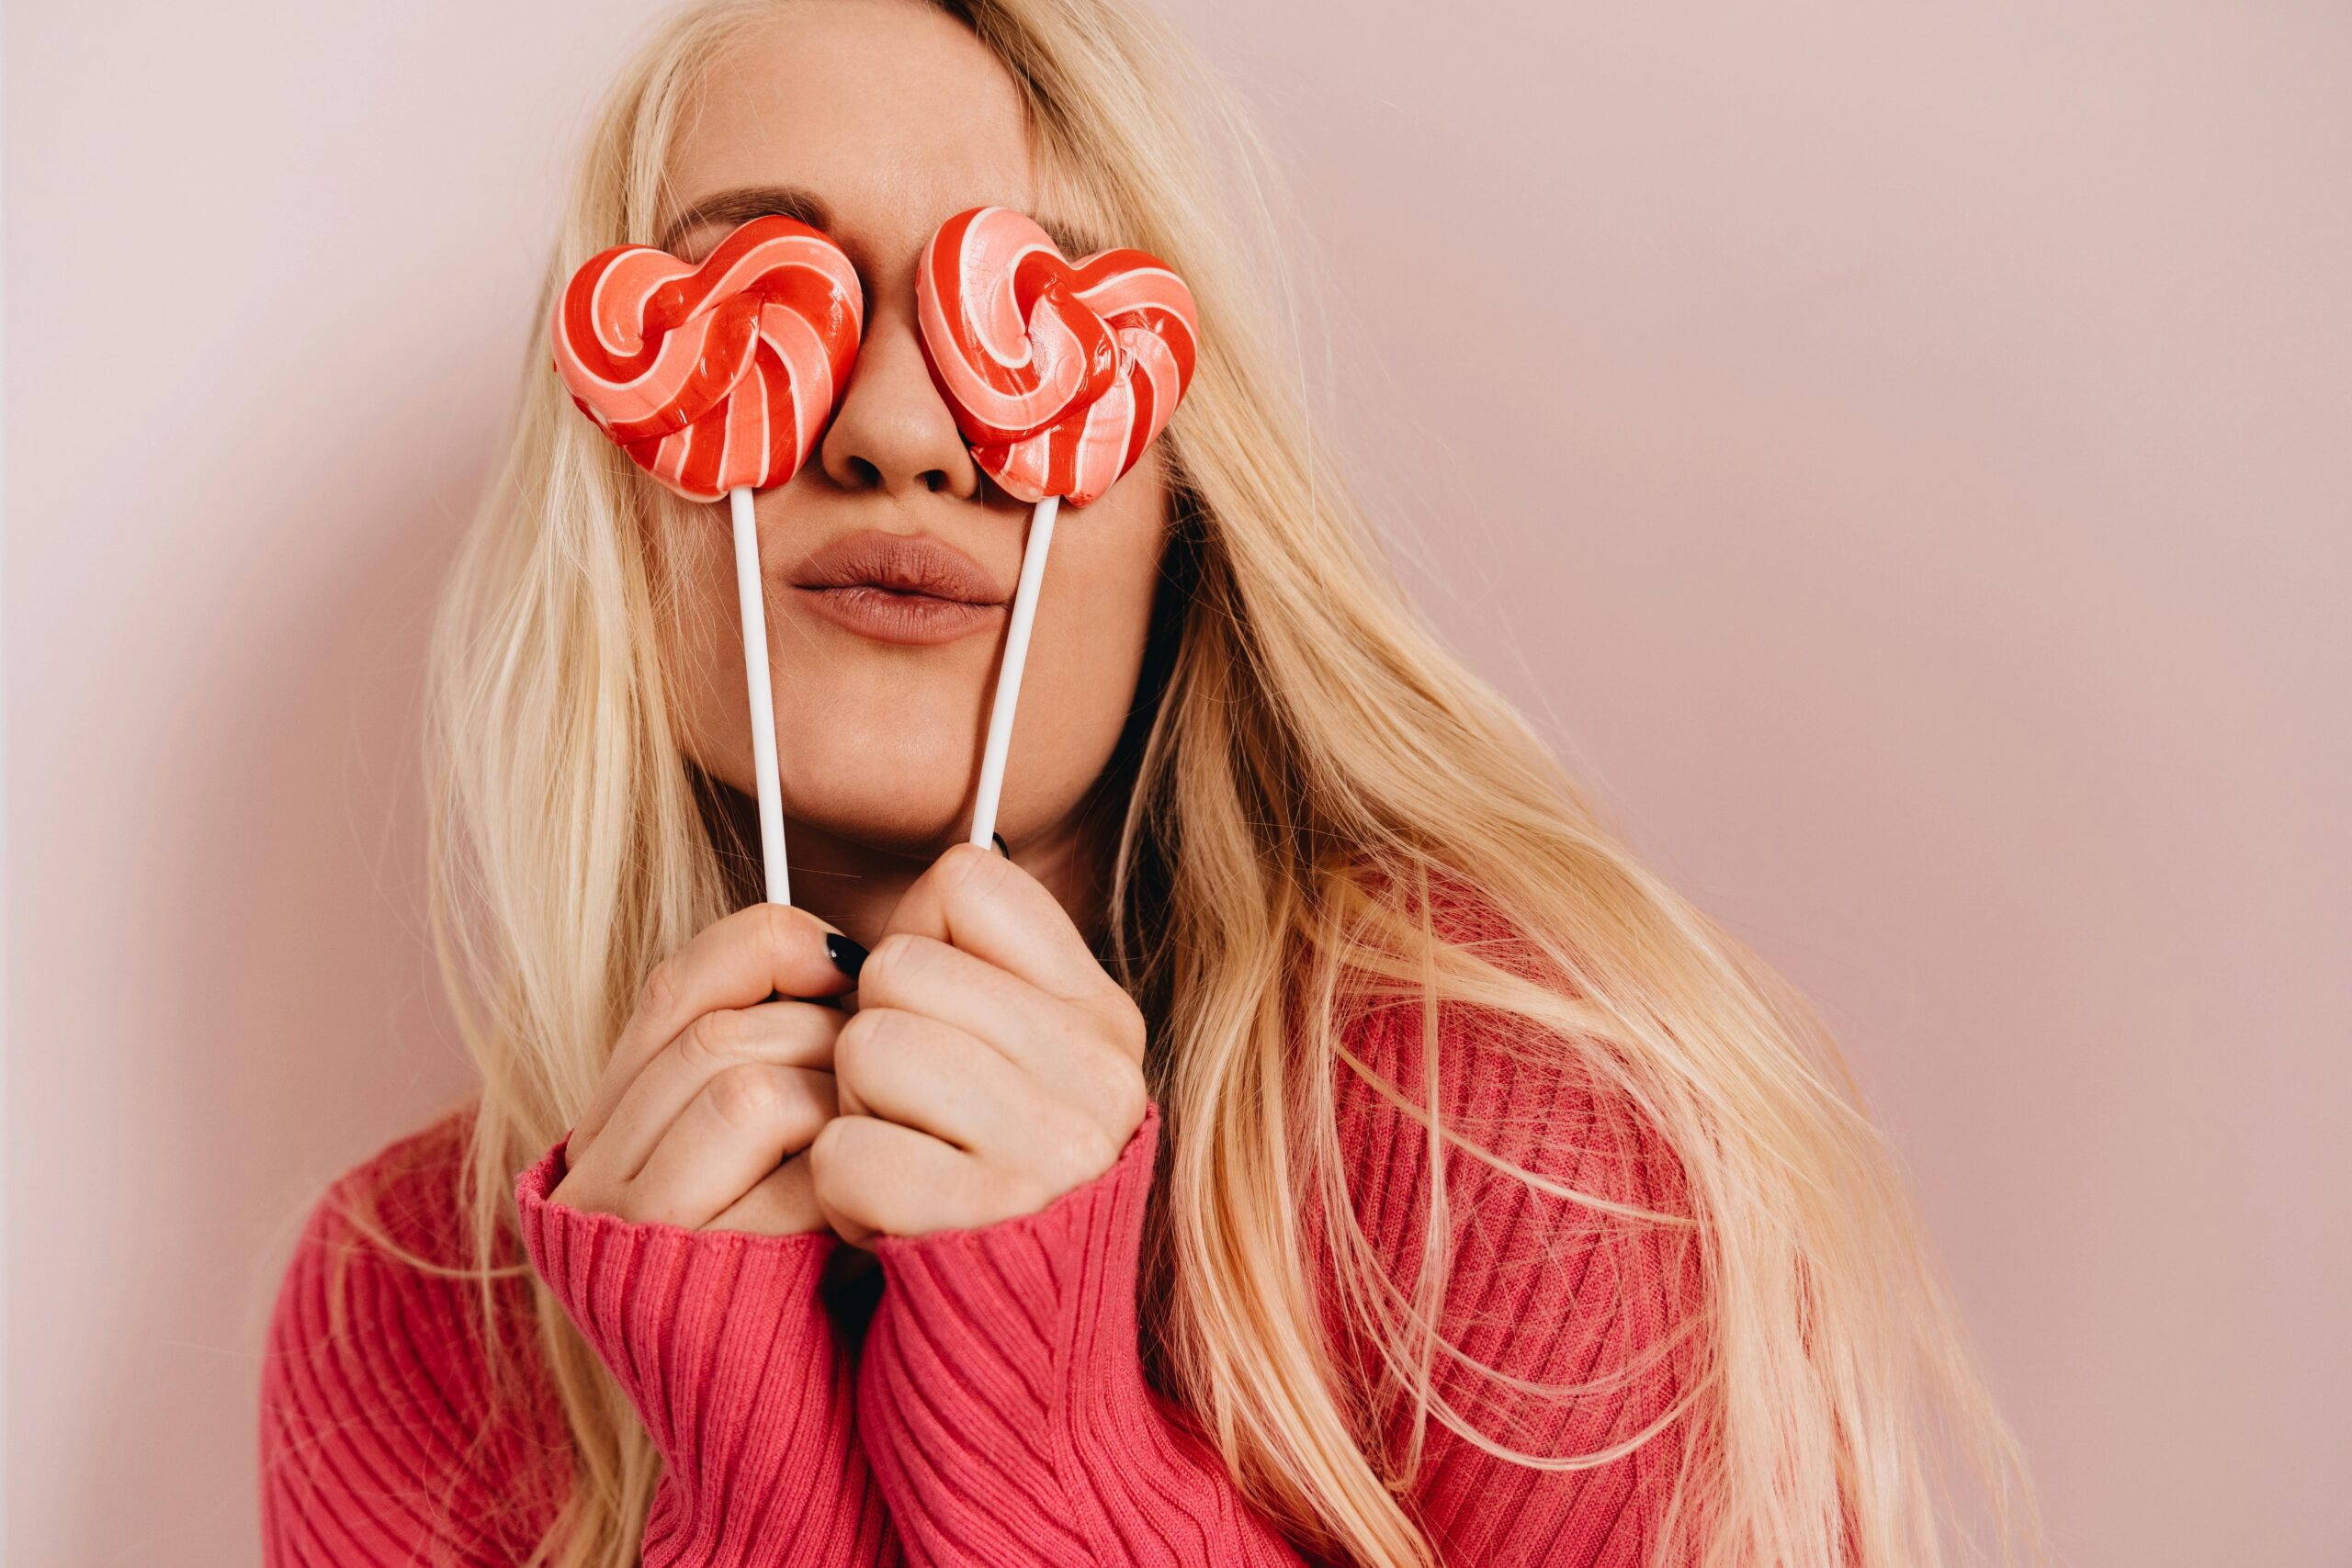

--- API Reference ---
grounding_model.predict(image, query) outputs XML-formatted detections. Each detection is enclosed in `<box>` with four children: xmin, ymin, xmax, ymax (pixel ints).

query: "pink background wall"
<box><xmin>7</xmin><ymin>1</ymin><xmax>2346</xmax><ymax>1562</ymax></box>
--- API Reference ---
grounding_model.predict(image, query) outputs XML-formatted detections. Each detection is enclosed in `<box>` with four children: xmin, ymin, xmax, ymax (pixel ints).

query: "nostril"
<box><xmin>846</xmin><ymin>456</ymin><xmax>882</xmax><ymax>489</ymax></box>
<box><xmin>923</xmin><ymin>470</ymin><xmax>947</xmax><ymax>493</ymax></box>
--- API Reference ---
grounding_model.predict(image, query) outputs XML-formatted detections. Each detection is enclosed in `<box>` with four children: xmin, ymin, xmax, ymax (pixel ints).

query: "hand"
<box><xmin>809</xmin><ymin>842</ymin><xmax>1149</xmax><ymax>1247</ymax></box>
<box><xmin>551</xmin><ymin>902</ymin><xmax>861</xmax><ymax>1235</ymax></box>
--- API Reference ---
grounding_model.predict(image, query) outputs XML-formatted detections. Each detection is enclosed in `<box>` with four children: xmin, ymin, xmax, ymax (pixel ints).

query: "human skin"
<box><xmin>659</xmin><ymin>0</ymin><xmax>1168</xmax><ymax>939</ymax></box>
<box><xmin>550</xmin><ymin>0</ymin><xmax>1160</xmax><ymax>1243</ymax></box>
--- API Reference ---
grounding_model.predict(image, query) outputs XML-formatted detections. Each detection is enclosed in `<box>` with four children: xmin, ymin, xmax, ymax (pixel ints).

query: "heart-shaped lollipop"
<box><xmin>914</xmin><ymin>207</ymin><xmax>1201</xmax><ymax>852</ymax></box>
<box><xmin>551</xmin><ymin>214</ymin><xmax>866</xmax><ymax>908</ymax></box>
<box><xmin>554</xmin><ymin>213</ymin><xmax>863</xmax><ymax>503</ymax></box>
<box><xmin>916</xmin><ymin>206</ymin><xmax>1197</xmax><ymax>508</ymax></box>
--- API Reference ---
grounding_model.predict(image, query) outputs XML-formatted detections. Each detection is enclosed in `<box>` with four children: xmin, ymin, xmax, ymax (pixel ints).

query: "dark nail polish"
<box><xmin>824</xmin><ymin>932</ymin><xmax>868</xmax><ymax>981</ymax></box>
<box><xmin>990</xmin><ymin>832</ymin><xmax>1009</xmax><ymax>856</ymax></box>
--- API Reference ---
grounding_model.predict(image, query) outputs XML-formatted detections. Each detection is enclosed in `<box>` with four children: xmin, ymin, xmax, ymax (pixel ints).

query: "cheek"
<box><xmin>651</xmin><ymin>511</ymin><xmax>755</xmax><ymax>760</ymax></box>
<box><xmin>655</xmin><ymin>476</ymin><xmax>1169</xmax><ymax>847</ymax></box>
<box><xmin>1018</xmin><ymin>497</ymin><xmax>1167</xmax><ymax>765</ymax></box>
<box><xmin>964</xmin><ymin>468</ymin><xmax>1170</xmax><ymax>848</ymax></box>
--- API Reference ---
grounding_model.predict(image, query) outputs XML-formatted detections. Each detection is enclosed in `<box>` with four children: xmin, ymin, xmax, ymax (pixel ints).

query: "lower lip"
<box><xmin>794</xmin><ymin>584</ymin><xmax>1005</xmax><ymax>646</ymax></box>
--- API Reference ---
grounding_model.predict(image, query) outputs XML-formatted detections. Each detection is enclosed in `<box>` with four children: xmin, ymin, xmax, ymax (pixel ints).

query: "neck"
<box><xmin>693</xmin><ymin>768</ymin><xmax>1119</xmax><ymax>954</ymax></box>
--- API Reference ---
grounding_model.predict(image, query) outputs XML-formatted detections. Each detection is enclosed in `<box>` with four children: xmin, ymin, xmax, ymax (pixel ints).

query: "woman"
<box><xmin>258</xmin><ymin>0</ymin><xmax>2035</xmax><ymax>1563</ymax></box>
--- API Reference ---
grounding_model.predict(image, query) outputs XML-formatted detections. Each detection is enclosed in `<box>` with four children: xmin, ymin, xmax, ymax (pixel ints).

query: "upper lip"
<box><xmin>788</xmin><ymin>529</ymin><xmax>1007</xmax><ymax>605</ymax></box>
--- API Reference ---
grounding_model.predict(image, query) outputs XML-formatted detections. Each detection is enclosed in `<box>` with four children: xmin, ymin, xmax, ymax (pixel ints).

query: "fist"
<box><xmin>550</xmin><ymin>902</ymin><xmax>862</xmax><ymax>1235</ymax></box>
<box><xmin>808</xmin><ymin>843</ymin><xmax>1149</xmax><ymax>1247</ymax></box>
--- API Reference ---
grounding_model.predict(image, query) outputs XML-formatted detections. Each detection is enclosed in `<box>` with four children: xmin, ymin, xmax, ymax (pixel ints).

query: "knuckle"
<box><xmin>989</xmin><ymin>1161</ymin><xmax>1058</xmax><ymax>1224</ymax></box>
<box><xmin>1108</xmin><ymin>996</ymin><xmax>1148</xmax><ymax>1060</ymax></box>
<box><xmin>1080</xmin><ymin>1122</ymin><xmax>1124</xmax><ymax>1182</ymax></box>
<box><xmin>752</xmin><ymin>901</ymin><xmax>814</xmax><ymax>973</ymax></box>
<box><xmin>807</xmin><ymin>1118</ymin><xmax>858</xmax><ymax>1201</ymax></box>
<box><xmin>1104</xmin><ymin>1066</ymin><xmax>1149</xmax><ymax>1137</ymax></box>
<box><xmin>706</xmin><ymin>1062</ymin><xmax>783</xmax><ymax>1130</ymax></box>
<box><xmin>862</xmin><ymin>932</ymin><xmax>926</xmax><ymax>993</ymax></box>
<box><xmin>832</xmin><ymin>1008</ymin><xmax>885</xmax><ymax>1084</ymax></box>
<box><xmin>1043</xmin><ymin>1104</ymin><xmax>1120</xmax><ymax>1190</ymax></box>
<box><xmin>548</xmin><ymin>1170</ymin><xmax>603</xmax><ymax>1213</ymax></box>
<box><xmin>1082</xmin><ymin>987</ymin><xmax>1148</xmax><ymax>1059</ymax></box>
<box><xmin>681</xmin><ymin>1008</ymin><xmax>744</xmax><ymax>1068</ymax></box>
<box><xmin>1073</xmin><ymin>1033</ymin><xmax>1148</xmax><ymax>1122</ymax></box>
<box><xmin>615</xmin><ymin>1182</ymin><xmax>664</xmax><ymax>1225</ymax></box>
<box><xmin>637</xmin><ymin>956</ymin><xmax>677</xmax><ymax>1020</ymax></box>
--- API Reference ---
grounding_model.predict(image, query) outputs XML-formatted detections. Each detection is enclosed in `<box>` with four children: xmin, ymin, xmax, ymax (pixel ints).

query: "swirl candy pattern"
<box><xmin>916</xmin><ymin>207</ymin><xmax>1198</xmax><ymax>507</ymax></box>
<box><xmin>553</xmin><ymin>215</ymin><xmax>864</xmax><ymax>502</ymax></box>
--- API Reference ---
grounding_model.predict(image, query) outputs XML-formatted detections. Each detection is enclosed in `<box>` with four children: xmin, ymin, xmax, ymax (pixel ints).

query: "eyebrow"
<box><xmin>658</xmin><ymin>184</ymin><xmax>831</xmax><ymax>254</ymax></box>
<box><xmin>656</xmin><ymin>182</ymin><xmax>1102</xmax><ymax>259</ymax></box>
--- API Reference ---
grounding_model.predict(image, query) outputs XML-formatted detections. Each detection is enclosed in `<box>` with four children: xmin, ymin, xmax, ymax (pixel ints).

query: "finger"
<box><xmin>831</xmin><ymin>1005</ymin><xmax>1024</xmax><ymax>1151</ymax></box>
<box><xmin>852</xmin><ymin>933</ymin><xmax>1102</xmax><ymax>1076</ymax></box>
<box><xmin>704</xmin><ymin>1152</ymin><xmax>826</xmax><ymax>1236</ymax></box>
<box><xmin>808</xmin><ymin>1114</ymin><xmax>986</xmax><ymax>1247</ymax></box>
<box><xmin>570</xmin><ymin>998</ymin><xmax>842</xmax><ymax>1176</ymax></box>
<box><xmin>581</xmin><ymin>904</ymin><xmax>856</xmax><ymax>1145</ymax></box>
<box><xmin>878</xmin><ymin>842</ymin><xmax>1114</xmax><ymax>1005</ymax></box>
<box><xmin>618</xmin><ymin>1065</ymin><xmax>837</xmax><ymax>1229</ymax></box>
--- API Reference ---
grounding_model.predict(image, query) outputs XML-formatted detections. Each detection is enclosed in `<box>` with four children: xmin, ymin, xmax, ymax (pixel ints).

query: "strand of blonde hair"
<box><xmin>340</xmin><ymin>4</ymin><xmax>2052</xmax><ymax>1564</ymax></box>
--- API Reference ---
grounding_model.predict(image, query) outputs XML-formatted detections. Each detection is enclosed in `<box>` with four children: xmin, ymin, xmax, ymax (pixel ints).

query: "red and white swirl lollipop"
<box><xmin>554</xmin><ymin>214</ymin><xmax>864</xmax><ymax>904</ymax></box>
<box><xmin>915</xmin><ymin>206</ymin><xmax>1199</xmax><ymax>847</ymax></box>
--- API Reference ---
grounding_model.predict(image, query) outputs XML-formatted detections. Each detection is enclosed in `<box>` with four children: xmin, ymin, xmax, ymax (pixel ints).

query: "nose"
<box><xmin>817</xmin><ymin>299</ymin><xmax>979</xmax><ymax>499</ymax></box>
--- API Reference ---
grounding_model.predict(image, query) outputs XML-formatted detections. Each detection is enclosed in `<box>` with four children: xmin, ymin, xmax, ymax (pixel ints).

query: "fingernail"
<box><xmin>990</xmin><ymin>832</ymin><xmax>1009</xmax><ymax>857</ymax></box>
<box><xmin>824</xmin><ymin>932</ymin><xmax>868</xmax><ymax>981</ymax></box>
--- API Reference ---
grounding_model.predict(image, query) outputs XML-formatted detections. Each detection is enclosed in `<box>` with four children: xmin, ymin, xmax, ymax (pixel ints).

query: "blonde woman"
<box><xmin>257</xmin><ymin>2</ymin><xmax>2036</xmax><ymax>1564</ymax></box>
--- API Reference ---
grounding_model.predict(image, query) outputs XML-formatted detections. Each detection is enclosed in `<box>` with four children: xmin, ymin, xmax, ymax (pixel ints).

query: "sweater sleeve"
<box><xmin>854</xmin><ymin>1100</ymin><xmax>1309</xmax><ymax>1566</ymax></box>
<box><xmin>852</xmin><ymin>1004</ymin><xmax>1701</xmax><ymax>1567</ymax></box>
<box><xmin>513</xmin><ymin>1136</ymin><xmax>898</xmax><ymax>1566</ymax></box>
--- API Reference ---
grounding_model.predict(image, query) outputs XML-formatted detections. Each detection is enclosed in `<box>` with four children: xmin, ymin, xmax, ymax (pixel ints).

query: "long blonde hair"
<box><xmin>401</xmin><ymin>1</ymin><xmax>2040</xmax><ymax>1563</ymax></box>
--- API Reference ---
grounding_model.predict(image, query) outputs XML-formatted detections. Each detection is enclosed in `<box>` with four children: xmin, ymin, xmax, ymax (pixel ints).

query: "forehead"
<box><xmin>662</xmin><ymin>0</ymin><xmax>1048</xmax><ymax>261</ymax></box>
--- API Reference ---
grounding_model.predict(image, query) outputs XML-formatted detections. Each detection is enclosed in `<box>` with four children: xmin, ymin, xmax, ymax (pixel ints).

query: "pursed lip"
<box><xmin>787</xmin><ymin>528</ymin><xmax>1009</xmax><ymax>646</ymax></box>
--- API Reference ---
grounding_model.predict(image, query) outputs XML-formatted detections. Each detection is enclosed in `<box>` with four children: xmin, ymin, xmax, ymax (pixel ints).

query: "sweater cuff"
<box><xmin>514</xmin><ymin>1137</ymin><xmax>882</xmax><ymax>1564</ymax></box>
<box><xmin>857</xmin><ymin>1102</ymin><xmax>1300</xmax><ymax>1564</ymax></box>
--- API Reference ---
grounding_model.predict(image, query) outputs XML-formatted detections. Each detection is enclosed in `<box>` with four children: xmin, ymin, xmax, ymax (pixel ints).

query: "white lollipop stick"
<box><xmin>729</xmin><ymin>486</ymin><xmax>791</xmax><ymax>905</ymax></box>
<box><xmin>967</xmin><ymin>493</ymin><xmax>1060</xmax><ymax>848</ymax></box>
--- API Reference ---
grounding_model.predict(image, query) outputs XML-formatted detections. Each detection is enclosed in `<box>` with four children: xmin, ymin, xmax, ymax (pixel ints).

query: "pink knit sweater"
<box><xmin>260</xmin><ymin>970</ymin><xmax>1700</xmax><ymax>1564</ymax></box>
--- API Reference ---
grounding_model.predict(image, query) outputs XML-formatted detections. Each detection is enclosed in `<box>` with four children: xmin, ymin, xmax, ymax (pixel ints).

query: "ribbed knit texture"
<box><xmin>261</xmin><ymin>930</ymin><xmax>1698</xmax><ymax>1564</ymax></box>
<box><xmin>257</xmin><ymin>1114</ymin><xmax>574</xmax><ymax>1565</ymax></box>
<box><xmin>513</xmin><ymin>1137</ymin><xmax>896</xmax><ymax>1563</ymax></box>
<box><xmin>855</xmin><ymin>1100</ymin><xmax>1309</xmax><ymax>1566</ymax></box>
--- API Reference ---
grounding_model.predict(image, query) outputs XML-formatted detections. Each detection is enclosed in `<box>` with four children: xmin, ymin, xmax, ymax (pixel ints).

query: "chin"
<box><xmin>695</xmin><ymin>659</ymin><xmax>1129</xmax><ymax>863</ymax></box>
<box><xmin>772</xmin><ymin>718</ymin><xmax>983</xmax><ymax>854</ymax></box>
